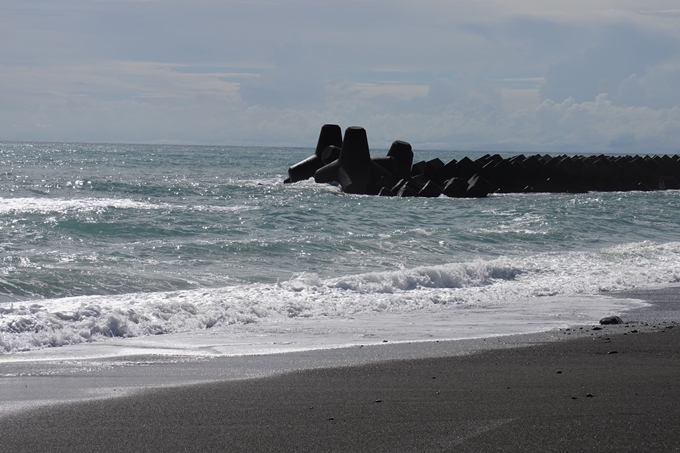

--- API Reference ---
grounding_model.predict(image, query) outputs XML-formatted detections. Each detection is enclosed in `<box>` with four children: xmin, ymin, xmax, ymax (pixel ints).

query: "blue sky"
<box><xmin>1</xmin><ymin>0</ymin><xmax>680</xmax><ymax>152</ymax></box>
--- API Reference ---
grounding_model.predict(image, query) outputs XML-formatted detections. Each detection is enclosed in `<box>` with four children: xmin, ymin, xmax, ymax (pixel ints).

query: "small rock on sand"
<box><xmin>600</xmin><ymin>316</ymin><xmax>624</xmax><ymax>325</ymax></box>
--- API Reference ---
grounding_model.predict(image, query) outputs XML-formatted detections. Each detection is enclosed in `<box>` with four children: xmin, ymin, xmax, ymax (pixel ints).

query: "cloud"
<box><xmin>238</xmin><ymin>44</ymin><xmax>328</xmax><ymax>109</ymax></box>
<box><xmin>507</xmin><ymin>94</ymin><xmax>680</xmax><ymax>152</ymax></box>
<box><xmin>1</xmin><ymin>0</ymin><xmax>680</xmax><ymax>153</ymax></box>
<box><xmin>612</xmin><ymin>57</ymin><xmax>680</xmax><ymax>109</ymax></box>
<box><xmin>540</xmin><ymin>23</ymin><xmax>679</xmax><ymax>105</ymax></box>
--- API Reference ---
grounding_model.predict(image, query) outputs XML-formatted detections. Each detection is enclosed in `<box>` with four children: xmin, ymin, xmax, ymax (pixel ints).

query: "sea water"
<box><xmin>1</xmin><ymin>142</ymin><xmax>679</xmax><ymax>362</ymax></box>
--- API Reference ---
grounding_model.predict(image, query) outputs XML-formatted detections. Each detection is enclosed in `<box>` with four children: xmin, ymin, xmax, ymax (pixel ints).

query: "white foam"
<box><xmin>1</xmin><ymin>240</ymin><xmax>676</xmax><ymax>357</ymax></box>
<box><xmin>0</xmin><ymin>294</ymin><xmax>646</xmax><ymax>365</ymax></box>
<box><xmin>0</xmin><ymin>197</ymin><xmax>255</xmax><ymax>215</ymax></box>
<box><xmin>0</xmin><ymin>197</ymin><xmax>158</xmax><ymax>215</ymax></box>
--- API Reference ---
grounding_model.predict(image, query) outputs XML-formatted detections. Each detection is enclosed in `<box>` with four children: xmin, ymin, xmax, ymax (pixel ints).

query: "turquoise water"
<box><xmin>2</xmin><ymin>142</ymin><xmax>680</xmax><ymax>354</ymax></box>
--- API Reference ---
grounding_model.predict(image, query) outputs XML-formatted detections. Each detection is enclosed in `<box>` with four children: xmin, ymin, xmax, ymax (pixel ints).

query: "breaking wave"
<box><xmin>2</xmin><ymin>240</ymin><xmax>679</xmax><ymax>354</ymax></box>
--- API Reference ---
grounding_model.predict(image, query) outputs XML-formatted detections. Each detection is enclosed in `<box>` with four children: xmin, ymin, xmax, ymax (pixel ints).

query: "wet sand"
<box><xmin>1</xmin><ymin>288</ymin><xmax>680</xmax><ymax>452</ymax></box>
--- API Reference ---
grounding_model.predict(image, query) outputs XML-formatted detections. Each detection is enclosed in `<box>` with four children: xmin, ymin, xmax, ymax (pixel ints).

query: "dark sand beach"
<box><xmin>2</xmin><ymin>289</ymin><xmax>680</xmax><ymax>452</ymax></box>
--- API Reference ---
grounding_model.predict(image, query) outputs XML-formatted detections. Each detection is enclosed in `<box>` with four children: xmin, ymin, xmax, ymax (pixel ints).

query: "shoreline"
<box><xmin>1</xmin><ymin>311</ymin><xmax>678</xmax><ymax>451</ymax></box>
<box><xmin>0</xmin><ymin>286</ymin><xmax>678</xmax><ymax>451</ymax></box>
<box><xmin>0</xmin><ymin>287</ymin><xmax>677</xmax><ymax>416</ymax></box>
<box><xmin>1</xmin><ymin>291</ymin><xmax>646</xmax><ymax>361</ymax></box>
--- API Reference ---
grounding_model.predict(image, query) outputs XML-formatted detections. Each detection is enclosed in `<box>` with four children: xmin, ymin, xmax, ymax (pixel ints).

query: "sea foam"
<box><xmin>2</xmin><ymin>240</ymin><xmax>677</xmax><ymax>354</ymax></box>
<box><xmin>0</xmin><ymin>197</ymin><xmax>158</xmax><ymax>215</ymax></box>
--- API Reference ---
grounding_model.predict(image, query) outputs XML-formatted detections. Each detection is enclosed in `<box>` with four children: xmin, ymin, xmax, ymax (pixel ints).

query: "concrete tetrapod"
<box><xmin>286</xmin><ymin>124</ymin><xmax>680</xmax><ymax>197</ymax></box>
<box><xmin>314</xmin><ymin>126</ymin><xmax>394</xmax><ymax>195</ymax></box>
<box><xmin>285</xmin><ymin>124</ymin><xmax>343</xmax><ymax>183</ymax></box>
<box><xmin>371</xmin><ymin>140</ymin><xmax>414</xmax><ymax>185</ymax></box>
<box><xmin>386</xmin><ymin>140</ymin><xmax>414</xmax><ymax>182</ymax></box>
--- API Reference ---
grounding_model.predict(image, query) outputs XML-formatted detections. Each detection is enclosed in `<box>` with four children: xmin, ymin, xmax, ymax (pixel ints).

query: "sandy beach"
<box><xmin>1</xmin><ymin>288</ymin><xmax>679</xmax><ymax>452</ymax></box>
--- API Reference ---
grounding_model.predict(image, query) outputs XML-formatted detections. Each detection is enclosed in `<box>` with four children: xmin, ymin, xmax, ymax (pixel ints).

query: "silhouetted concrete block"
<box><xmin>314</xmin><ymin>126</ymin><xmax>393</xmax><ymax>195</ymax></box>
<box><xmin>659</xmin><ymin>176</ymin><xmax>680</xmax><ymax>190</ymax></box>
<box><xmin>425</xmin><ymin>158</ymin><xmax>446</xmax><ymax>185</ymax></box>
<box><xmin>442</xmin><ymin>177</ymin><xmax>468</xmax><ymax>197</ymax></box>
<box><xmin>441</xmin><ymin>159</ymin><xmax>458</xmax><ymax>181</ymax></box>
<box><xmin>372</xmin><ymin>156</ymin><xmax>398</xmax><ymax>177</ymax></box>
<box><xmin>287</xmin><ymin>124</ymin><xmax>342</xmax><ymax>183</ymax></box>
<box><xmin>449</xmin><ymin>157</ymin><xmax>478</xmax><ymax>181</ymax></box>
<box><xmin>396</xmin><ymin>180</ymin><xmax>420</xmax><ymax>197</ymax></box>
<box><xmin>292</xmin><ymin>124</ymin><xmax>680</xmax><ymax>196</ymax></box>
<box><xmin>321</xmin><ymin>145</ymin><xmax>341</xmax><ymax>164</ymax></box>
<box><xmin>391</xmin><ymin>179</ymin><xmax>408</xmax><ymax>194</ymax></box>
<box><xmin>418</xmin><ymin>180</ymin><xmax>443</xmax><ymax>198</ymax></box>
<box><xmin>377</xmin><ymin>186</ymin><xmax>396</xmax><ymax>196</ymax></box>
<box><xmin>387</xmin><ymin>140</ymin><xmax>414</xmax><ymax>181</ymax></box>
<box><xmin>411</xmin><ymin>160</ymin><xmax>427</xmax><ymax>177</ymax></box>
<box><xmin>466</xmin><ymin>174</ymin><xmax>491</xmax><ymax>198</ymax></box>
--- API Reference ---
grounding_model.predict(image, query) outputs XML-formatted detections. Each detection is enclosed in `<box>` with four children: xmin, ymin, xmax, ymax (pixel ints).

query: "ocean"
<box><xmin>2</xmin><ymin>141</ymin><xmax>680</xmax><ymax>362</ymax></box>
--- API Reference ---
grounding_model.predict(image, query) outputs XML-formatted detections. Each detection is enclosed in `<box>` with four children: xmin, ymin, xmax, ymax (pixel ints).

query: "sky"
<box><xmin>1</xmin><ymin>0</ymin><xmax>680</xmax><ymax>153</ymax></box>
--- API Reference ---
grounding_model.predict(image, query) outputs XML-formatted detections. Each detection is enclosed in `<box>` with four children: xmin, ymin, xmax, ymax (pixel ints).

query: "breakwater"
<box><xmin>285</xmin><ymin>124</ymin><xmax>680</xmax><ymax>197</ymax></box>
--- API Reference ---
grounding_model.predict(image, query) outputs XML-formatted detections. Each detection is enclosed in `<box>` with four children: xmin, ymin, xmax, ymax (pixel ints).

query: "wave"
<box><xmin>1</xmin><ymin>240</ymin><xmax>679</xmax><ymax>354</ymax></box>
<box><xmin>0</xmin><ymin>197</ymin><xmax>255</xmax><ymax>215</ymax></box>
<box><xmin>0</xmin><ymin>197</ymin><xmax>158</xmax><ymax>215</ymax></box>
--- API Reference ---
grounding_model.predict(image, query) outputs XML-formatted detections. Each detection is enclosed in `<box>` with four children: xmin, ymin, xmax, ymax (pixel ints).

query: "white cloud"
<box><xmin>506</xmin><ymin>95</ymin><xmax>680</xmax><ymax>152</ymax></box>
<box><xmin>0</xmin><ymin>0</ymin><xmax>679</xmax><ymax>153</ymax></box>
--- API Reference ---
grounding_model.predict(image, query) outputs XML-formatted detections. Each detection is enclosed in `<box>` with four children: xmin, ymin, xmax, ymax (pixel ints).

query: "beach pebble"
<box><xmin>600</xmin><ymin>316</ymin><xmax>624</xmax><ymax>325</ymax></box>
